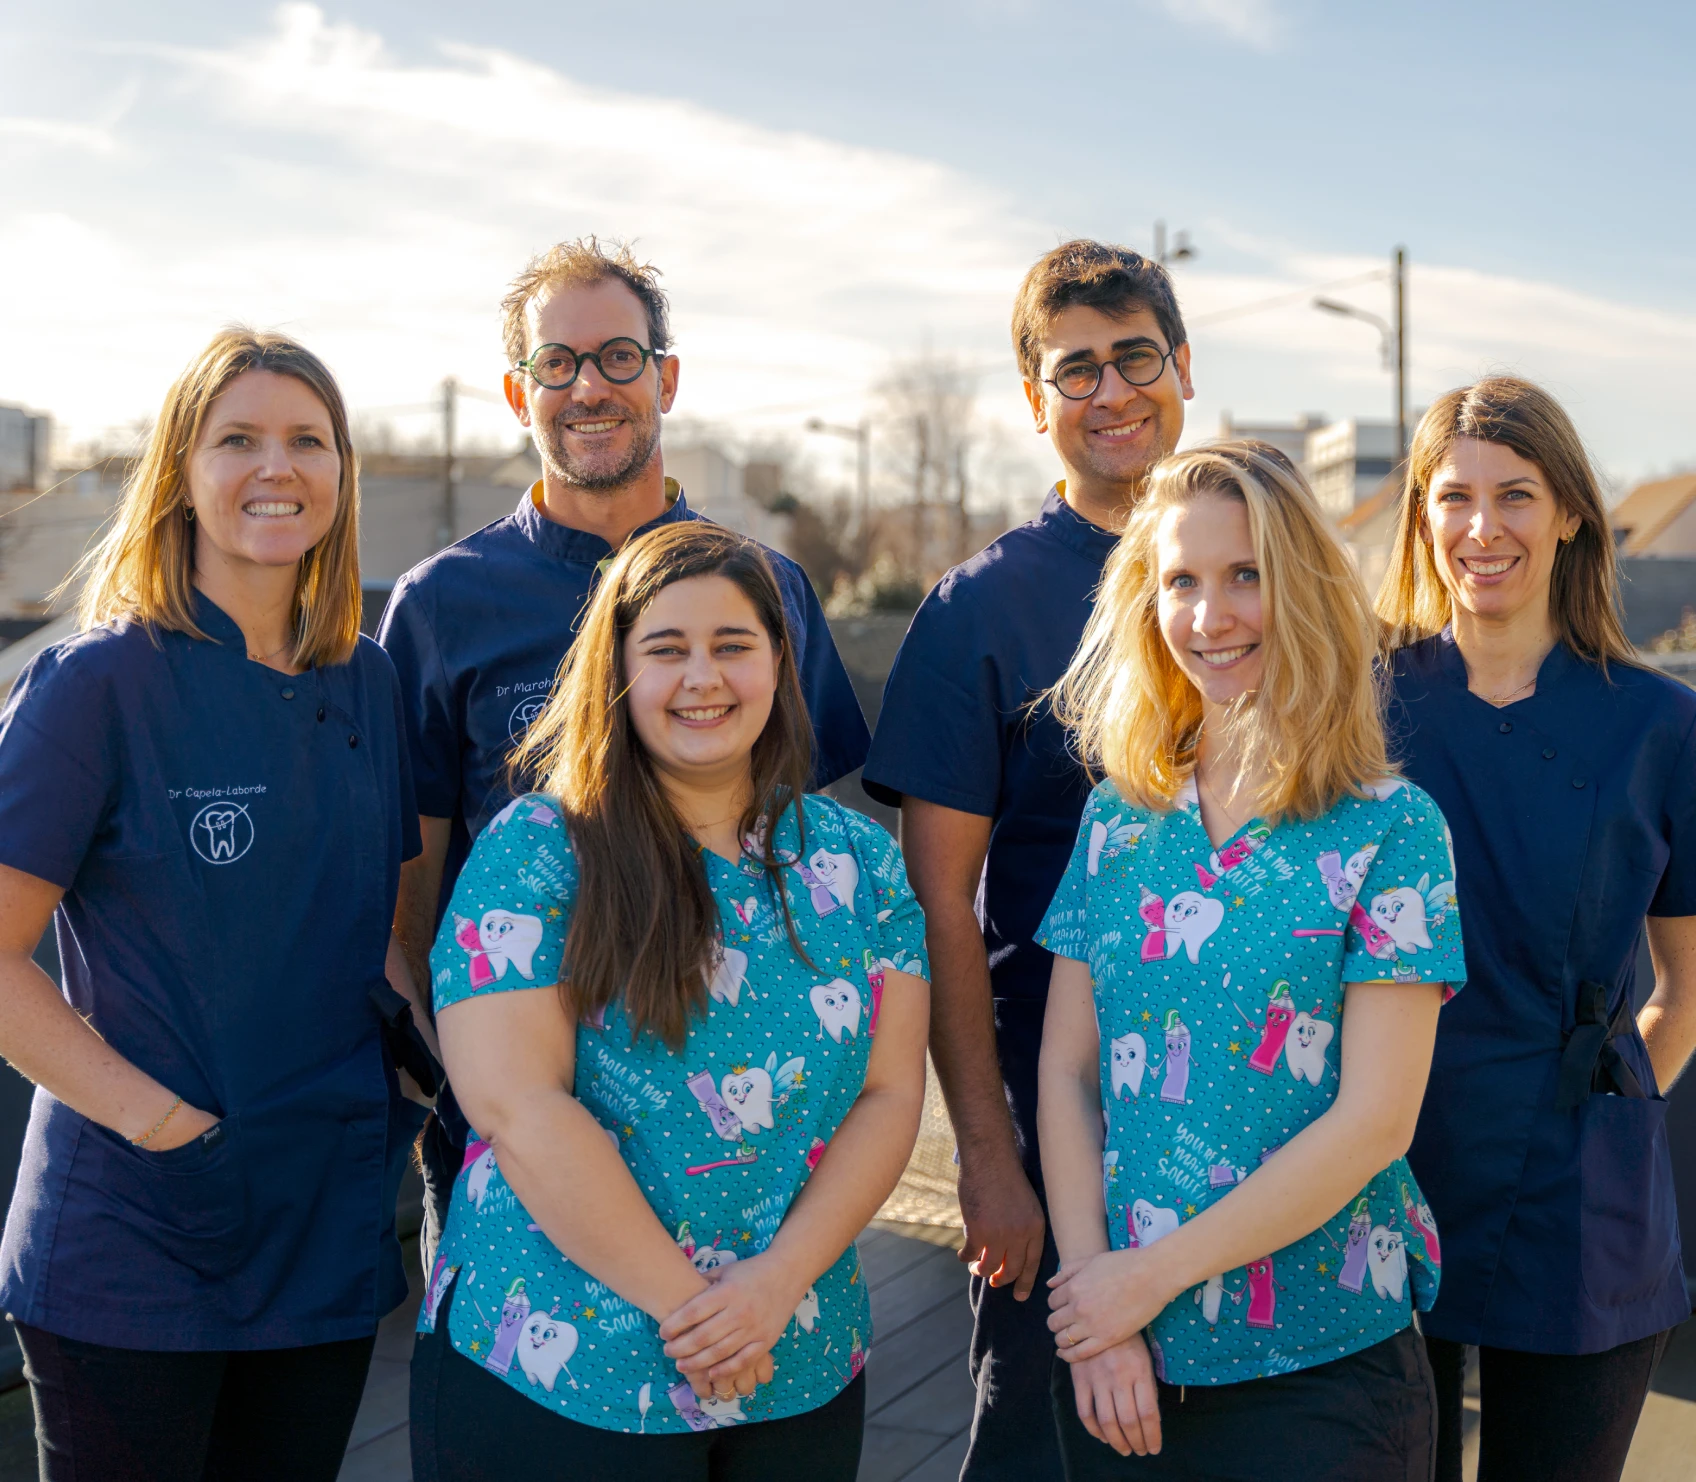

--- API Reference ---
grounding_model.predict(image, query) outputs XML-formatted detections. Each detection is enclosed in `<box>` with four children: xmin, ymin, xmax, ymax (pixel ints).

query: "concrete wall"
<box><xmin>1618</xmin><ymin>557</ymin><xmax>1696</xmax><ymax>645</ymax></box>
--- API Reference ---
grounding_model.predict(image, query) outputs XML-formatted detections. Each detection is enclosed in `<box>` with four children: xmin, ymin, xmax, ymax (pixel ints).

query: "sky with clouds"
<box><xmin>2</xmin><ymin>1</ymin><xmax>1693</xmax><ymax>497</ymax></box>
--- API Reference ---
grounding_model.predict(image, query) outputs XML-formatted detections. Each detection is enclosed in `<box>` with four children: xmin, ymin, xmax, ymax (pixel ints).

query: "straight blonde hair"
<box><xmin>1052</xmin><ymin>441</ymin><xmax>1391</xmax><ymax>821</ymax></box>
<box><xmin>73</xmin><ymin>328</ymin><xmax>363</xmax><ymax>669</ymax></box>
<box><xmin>1376</xmin><ymin>375</ymin><xmax>1633</xmax><ymax>668</ymax></box>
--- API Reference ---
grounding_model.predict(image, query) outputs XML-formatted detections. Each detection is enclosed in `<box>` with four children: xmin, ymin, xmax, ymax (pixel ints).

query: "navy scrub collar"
<box><xmin>513</xmin><ymin>476</ymin><xmax>693</xmax><ymax>564</ymax></box>
<box><xmin>1038</xmin><ymin>483</ymin><xmax>1123</xmax><ymax>565</ymax></box>
<box><xmin>1432</xmin><ymin>623</ymin><xmax>1585</xmax><ymax>704</ymax></box>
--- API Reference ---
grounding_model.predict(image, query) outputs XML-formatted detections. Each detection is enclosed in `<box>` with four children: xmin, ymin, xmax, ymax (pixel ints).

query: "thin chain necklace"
<box><xmin>1195</xmin><ymin>759</ymin><xmax>1253</xmax><ymax>837</ymax></box>
<box><xmin>1476</xmin><ymin>673</ymin><xmax>1537</xmax><ymax>708</ymax></box>
<box><xmin>246</xmin><ymin>635</ymin><xmax>294</xmax><ymax>666</ymax></box>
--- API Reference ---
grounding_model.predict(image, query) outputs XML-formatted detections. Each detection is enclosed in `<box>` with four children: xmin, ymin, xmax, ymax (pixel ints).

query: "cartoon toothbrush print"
<box><xmin>1247</xmin><ymin>981</ymin><xmax>1297</xmax><ymax>1074</ymax></box>
<box><xmin>864</xmin><ymin>949</ymin><xmax>885</xmax><ymax>1035</ymax></box>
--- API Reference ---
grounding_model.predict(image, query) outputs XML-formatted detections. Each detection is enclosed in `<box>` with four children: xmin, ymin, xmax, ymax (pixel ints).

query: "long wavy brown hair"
<box><xmin>71</xmin><ymin>327</ymin><xmax>362</xmax><ymax>669</ymax></box>
<box><xmin>1376</xmin><ymin>375</ymin><xmax>1634</xmax><ymax>669</ymax></box>
<box><xmin>511</xmin><ymin>522</ymin><xmax>814</xmax><ymax>1048</ymax></box>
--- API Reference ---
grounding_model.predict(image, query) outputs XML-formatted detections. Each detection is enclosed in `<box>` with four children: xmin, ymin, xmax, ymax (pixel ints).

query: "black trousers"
<box><xmin>410</xmin><ymin>1278</ymin><xmax>866</xmax><ymax>1481</ymax></box>
<box><xmin>1426</xmin><ymin>1329</ymin><xmax>1672</xmax><ymax>1482</ymax></box>
<box><xmin>966</xmin><ymin>996</ymin><xmax>1066</xmax><ymax>1482</ymax></box>
<box><xmin>12</xmin><ymin>1318</ymin><xmax>375</xmax><ymax>1482</ymax></box>
<box><xmin>1050</xmin><ymin>1325</ymin><xmax>1437</xmax><ymax>1482</ymax></box>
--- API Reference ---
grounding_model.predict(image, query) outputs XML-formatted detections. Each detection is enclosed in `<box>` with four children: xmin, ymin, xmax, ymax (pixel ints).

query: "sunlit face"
<box><xmin>1424</xmin><ymin>437</ymin><xmax>1579</xmax><ymax>626</ymax></box>
<box><xmin>504</xmin><ymin>277</ymin><xmax>679</xmax><ymax>492</ymax></box>
<box><xmin>1023</xmin><ymin>303</ymin><xmax>1193</xmax><ymax>499</ymax></box>
<box><xmin>1155</xmin><ymin>490</ymin><xmax>1264</xmax><ymax>707</ymax></box>
<box><xmin>183</xmin><ymin>370</ymin><xmax>340</xmax><ymax>574</ymax></box>
<box><xmin>622</xmin><ymin>575</ymin><xmax>780</xmax><ymax>788</ymax></box>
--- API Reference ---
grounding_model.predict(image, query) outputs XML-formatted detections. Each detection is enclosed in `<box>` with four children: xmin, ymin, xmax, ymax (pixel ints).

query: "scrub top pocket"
<box><xmin>1579</xmin><ymin>1093</ymin><xmax>1680</xmax><ymax>1308</ymax></box>
<box><xmin>80</xmin><ymin>1112</ymin><xmax>250</xmax><ymax>1282</ymax></box>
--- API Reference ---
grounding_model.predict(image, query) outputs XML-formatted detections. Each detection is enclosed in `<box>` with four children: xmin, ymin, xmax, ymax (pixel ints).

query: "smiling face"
<box><xmin>1022</xmin><ymin>302</ymin><xmax>1192</xmax><ymax>515</ymax></box>
<box><xmin>506</xmin><ymin>276</ymin><xmax>679</xmax><ymax>492</ymax></box>
<box><xmin>621</xmin><ymin>574</ymin><xmax>780</xmax><ymax>793</ymax></box>
<box><xmin>1424</xmin><ymin>437</ymin><xmax>1579</xmax><ymax>630</ymax></box>
<box><xmin>1156</xmin><ymin>490</ymin><xmax>1264</xmax><ymax>708</ymax></box>
<box><xmin>183</xmin><ymin>370</ymin><xmax>340</xmax><ymax>578</ymax></box>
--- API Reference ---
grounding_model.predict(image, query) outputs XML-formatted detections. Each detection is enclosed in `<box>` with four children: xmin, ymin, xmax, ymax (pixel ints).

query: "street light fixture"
<box><xmin>1153</xmin><ymin>221</ymin><xmax>1197</xmax><ymax>267</ymax></box>
<box><xmin>1312</xmin><ymin>247</ymin><xmax>1408</xmax><ymax>465</ymax></box>
<box><xmin>805</xmin><ymin>417</ymin><xmax>872</xmax><ymax>561</ymax></box>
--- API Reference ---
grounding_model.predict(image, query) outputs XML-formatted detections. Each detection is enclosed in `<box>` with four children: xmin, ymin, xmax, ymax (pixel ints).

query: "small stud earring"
<box><xmin>1560</xmin><ymin>530</ymin><xmax>1576</xmax><ymax>544</ymax></box>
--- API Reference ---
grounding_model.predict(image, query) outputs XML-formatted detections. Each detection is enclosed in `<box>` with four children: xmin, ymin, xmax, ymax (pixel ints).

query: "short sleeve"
<box><xmin>1342</xmin><ymin>785</ymin><xmax>1467</xmax><ymax>996</ymax></box>
<box><xmin>1650</xmin><ymin>713</ymin><xmax>1696</xmax><ymax>917</ymax></box>
<box><xmin>838</xmin><ymin>806</ymin><xmax>929</xmax><ymax>981</ymax></box>
<box><xmin>429</xmin><ymin>794</ymin><xmax>575</xmax><ymax>1013</ymax></box>
<box><xmin>1035</xmin><ymin>789</ymin><xmax>1104</xmax><ymax>963</ymax></box>
<box><xmin>377</xmin><ymin>577</ymin><xmax>461</xmax><ymax>822</ymax></box>
<box><xmin>0</xmin><ymin>643</ymin><xmax>120</xmax><ymax>890</ymax></box>
<box><xmin>773</xmin><ymin>556</ymin><xmax>870</xmax><ymax>790</ymax></box>
<box><xmin>862</xmin><ymin>585</ymin><xmax>1003</xmax><ymax>815</ymax></box>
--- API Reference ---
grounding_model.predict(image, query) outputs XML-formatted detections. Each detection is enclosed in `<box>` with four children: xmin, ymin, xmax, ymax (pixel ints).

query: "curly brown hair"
<box><xmin>500</xmin><ymin>236</ymin><xmax>672</xmax><ymax>369</ymax></box>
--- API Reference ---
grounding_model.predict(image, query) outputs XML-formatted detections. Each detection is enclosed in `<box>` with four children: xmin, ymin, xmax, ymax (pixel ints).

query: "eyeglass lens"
<box><xmin>1052</xmin><ymin>346</ymin><xmax>1169</xmax><ymax>399</ymax></box>
<box><xmin>526</xmin><ymin>338</ymin><xmax>650</xmax><ymax>389</ymax></box>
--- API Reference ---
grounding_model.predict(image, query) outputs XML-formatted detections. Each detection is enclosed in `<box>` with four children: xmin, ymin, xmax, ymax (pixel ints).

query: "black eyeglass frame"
<box><xmin>516</xmin><ymin>338</ymin><xmax>665</xmax><ymax>390</ymax></box>
<box><xmin>1043</xmin><ymin>344</ymin><xmax>1176</xmax><ymax>400</ymax></box>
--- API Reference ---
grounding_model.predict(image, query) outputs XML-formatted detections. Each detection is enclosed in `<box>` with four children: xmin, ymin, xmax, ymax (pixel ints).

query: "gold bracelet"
<box><xmin>132</xmin><ymin>1094</ymin><xmax>184</xmax><ymax>1146</ymax></box>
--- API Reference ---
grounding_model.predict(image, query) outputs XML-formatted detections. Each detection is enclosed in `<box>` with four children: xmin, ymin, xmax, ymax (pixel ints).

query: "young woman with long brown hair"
<box><xmin>1036</xmin><ymin>443</ymin><xmax>1464</xmax><ymax>1479</ymax></box>
<box><xmin>1381</xmin><ymin>377</ymin><xmax>1696</xmax><ymax>1482</ymax></box>
<box><xmin>407</xmin><ymin>521</ymin><xmax>929</xmax><ymax>1480</ymax></box>
<box><xmin>0</xmin><ymin>329</ymin><xmax>433</xmax><ymax>1481</ymax></box>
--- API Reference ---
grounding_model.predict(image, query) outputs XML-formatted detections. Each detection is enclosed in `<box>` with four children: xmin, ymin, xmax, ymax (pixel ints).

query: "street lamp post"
<box><xmin>1313</xmin><ymin>247</ymin><xmax>1407</xmax><ymax>464</ymax></box>
<box><xmin>1153</xmin><ymin>221</ymin><xmax>1197</xmax><ymax>267</ymax></box>
<box><xmin>805</xmin><ymin>417</ymin><xmax>871</xmax><ymax>562</ymax></box>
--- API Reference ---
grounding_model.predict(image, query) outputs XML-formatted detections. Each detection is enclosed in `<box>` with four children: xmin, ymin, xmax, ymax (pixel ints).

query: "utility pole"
<box><xmin>1393</xmin><ymin>246</ymin><xmax>1407</xmax><ymax>466</ymax></box>
<box><xmin>438</xmin><ymin>376</ymin><xmax>457</xmax><ymax>550</ymax></box>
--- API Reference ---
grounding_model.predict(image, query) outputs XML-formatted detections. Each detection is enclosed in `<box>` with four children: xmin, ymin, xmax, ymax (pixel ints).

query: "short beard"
<box><xmin>535</xmin><ymin>393</ymin><xmax>663</xmax><ymax>492</ymax></box>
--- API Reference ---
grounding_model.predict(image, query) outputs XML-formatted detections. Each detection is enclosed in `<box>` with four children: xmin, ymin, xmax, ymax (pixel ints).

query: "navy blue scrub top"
<box><xmin>377</xmin><ymin>481</ymin><xmax>869</xmax><ymax>904</ymax></box>
<box><xmin>863</xmin><ymin>486</ymin><xmax>1116</xmax><ymax>1004</ymax></box>
<box><xmin>0</xmin><ymin>596</ymin><xmax>424</xmax><ymax>1351</ymax></box>
<box><xmin>1392</xmin><ymin>631</ymin><xmax>1696</xmax><ymax>1354</ymax></box>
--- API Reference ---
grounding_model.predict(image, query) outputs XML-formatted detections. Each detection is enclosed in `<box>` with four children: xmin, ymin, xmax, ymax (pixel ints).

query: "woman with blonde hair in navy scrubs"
<box><xmin>0</xmin><ymin>329</ymin><xmax>436</xmax><ymax>1481</ymax></box>
<box><xmin>1380</xmin><ymin>376</ymin><xmax>1696</xmax><ymax>1482</ymax></box>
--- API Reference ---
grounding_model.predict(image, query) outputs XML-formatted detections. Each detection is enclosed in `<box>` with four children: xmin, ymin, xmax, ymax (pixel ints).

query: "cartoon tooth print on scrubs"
<box><xmin>1036</xmin><ymin>775</ymin><xmax>1464</xmax><ymax>1383</ymax></box>
<box><xmin>1137</xmin><ymin>884</ymin><xmax>1225</xmax><ymax>963</ymax></box>
<box><xmin>1110</xmin><ymin>1032</ymin><xmax>1148</xmax><ymax>1100</ymax></box>
<box><xmin>452</xmin><ymin>908</ymin><xmax>544</xmax><ymax>989</ymax></box>
<box><xmin>810</xmin><ymin>979</ymin><xmax>863</xmax><ymax>1042</ymax></box>
<box><xmin>423</xmin><ymin>791</ymin><xmax>929</xmax><ymax>1432</ymax></box>
<box><xmin>189</xmin><ymin>798</ymin><xmax>255</xmax><ymax>864</ymax></box>
<box><xmin>517</xmin><ymin>1313</ymin><xmax>579</xmax><ymax>1393</ymax></box>
<box><xmin>1286</xmin><ymin>1010</ymin><xmax>1335</xmax><ymax>1084</ymax></box>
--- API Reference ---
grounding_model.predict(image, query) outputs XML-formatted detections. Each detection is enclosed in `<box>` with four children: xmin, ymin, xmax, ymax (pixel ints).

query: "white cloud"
<box><xmin>0</xmin><ymin>116</ymin><xmax>116</xmax><ymax>153</ymax></box>
<box><xmin>1152</xmin><ymin>0</ymin><xmax>1283</xmax><ymax>50</ymax></box>
<box><xmin>0</xmin><ymin>4</ymin><xmax>1691</xmax><ymax>489</ymax></box>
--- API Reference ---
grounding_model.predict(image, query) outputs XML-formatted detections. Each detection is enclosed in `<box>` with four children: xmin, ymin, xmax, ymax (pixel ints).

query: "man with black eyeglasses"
<box><xmin>379</xmin><ymin>239</ymin><xmax>868</xmax><ymax>1266</ymax></box>
<box><xmin>863</xmin><ymin>241</ymin><xmax>1192</xmax><ymax>1479</ymax></box>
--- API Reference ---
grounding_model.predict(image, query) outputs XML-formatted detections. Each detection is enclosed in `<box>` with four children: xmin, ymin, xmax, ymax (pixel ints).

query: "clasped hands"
<box><xmin>658</xmin><ymin>1253</ymin><xmax>801</xmax><ymax>1402</ymax></box>
<box><xmin>1047</xmin><ymin>1245</ymin><xmax>1174</xmax><ymax>1458</ymax></box>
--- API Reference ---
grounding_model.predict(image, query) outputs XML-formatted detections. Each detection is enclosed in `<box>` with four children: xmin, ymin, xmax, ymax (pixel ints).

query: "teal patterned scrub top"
<box><xmin>418</xmin><ymin>792</ymin><xmax>928</xmax><ymax>1432</ymax></box>
<box><xmin>1038</xmin><ymin>775</ymin><xmax>1465</xmax><ymax>1385</ymax></box>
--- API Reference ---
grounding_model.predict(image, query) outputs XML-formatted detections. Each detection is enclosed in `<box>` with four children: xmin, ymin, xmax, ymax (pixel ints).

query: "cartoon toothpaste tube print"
<box><xmin>1247</xmin><ymin>980</ymin><xmax>1297</xmax><ymax>1074</ymax></box>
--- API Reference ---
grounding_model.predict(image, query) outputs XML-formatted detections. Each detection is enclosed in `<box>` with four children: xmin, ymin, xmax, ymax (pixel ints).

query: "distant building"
<box><xmin>1304</xmin><ymin>419</ymin><xmax>1403</xmax><ymax>522</ymax></box>
<box><xmin>0</xmin><ymin>405</ymin><xmax>52</xmax><ymax>492</ymax></box>
<box><xmin>1216</xmin><ymin>412</ymin><xmax>1329</xmax><ymax>471</ymax></box>
<box><xmin>0</xmin><ymin>456</ymin><xmax>126</xmax><ymax>623</ymax></box>
<box><xmin>1609</xmin><ymin>474</ymin><xmax>1696</xmax><ymax>557</ymax></box>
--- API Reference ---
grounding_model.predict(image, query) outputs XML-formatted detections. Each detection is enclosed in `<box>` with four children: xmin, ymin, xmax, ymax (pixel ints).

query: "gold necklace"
<box><xmin>1476</xmin><ymin>674</ymin><xmax>1537</xmax><ymax>707</ymax></box>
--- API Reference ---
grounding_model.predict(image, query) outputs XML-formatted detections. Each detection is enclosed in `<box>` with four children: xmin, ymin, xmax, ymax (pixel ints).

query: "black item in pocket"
<box><xmin>1579</xmin><ymin>1093</ymin><xmax>1680</xmax><ymax>1307</ymax></box>
<box><xmin>85</xmin><ymin>1112</ymin><xmax>250</xmax><ymax>1280</ymax></box>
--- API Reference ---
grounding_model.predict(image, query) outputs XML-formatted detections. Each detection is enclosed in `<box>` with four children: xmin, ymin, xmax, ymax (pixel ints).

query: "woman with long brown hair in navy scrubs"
<box><xmin>1380</xmin><ymin>377</ymin><xmax>1696</xmax><ymax>1482</ymax></box>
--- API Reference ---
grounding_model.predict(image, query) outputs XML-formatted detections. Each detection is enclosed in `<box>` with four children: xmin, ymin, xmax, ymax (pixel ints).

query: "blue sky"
<box><xmin>3</xmin><ymin>1</ymin><xmax>1693</xmax><ymax>493</ymax></box>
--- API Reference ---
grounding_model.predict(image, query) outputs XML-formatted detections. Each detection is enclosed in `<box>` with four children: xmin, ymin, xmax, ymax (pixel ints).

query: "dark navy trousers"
<box><xmin>964</xmin><ymin>997</ymin><xmax>1065</xmax><ymax>1482</ymax></box>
